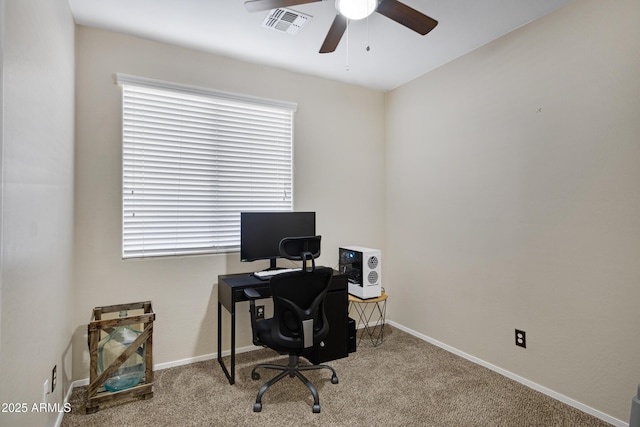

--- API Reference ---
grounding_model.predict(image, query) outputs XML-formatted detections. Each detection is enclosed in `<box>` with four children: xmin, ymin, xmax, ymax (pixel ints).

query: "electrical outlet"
<box><xmin>256</xmin><ymin>305</ymin><xmax>265</xmax><ymax>320</ymax></box>
<box><xmin>51</xmin><ymin>365</ymin><xmax>57</xmax><ymax>393</ymax></box>
<box><xmin>515</xmin><ymin>329</ymin><xmax>526</xmax><ymax>348</ymax></box>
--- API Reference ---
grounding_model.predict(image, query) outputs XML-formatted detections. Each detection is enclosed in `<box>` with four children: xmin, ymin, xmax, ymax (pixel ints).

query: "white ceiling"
<box><xmin>67</xmin><ymin>0</ymin><xmax>574</xmax><ymax>92</ymax></box>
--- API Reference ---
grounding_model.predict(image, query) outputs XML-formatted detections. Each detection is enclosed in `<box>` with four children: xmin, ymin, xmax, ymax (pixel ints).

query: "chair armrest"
<box><xmin>244</xmin><ymin>287</ymin><xmax>261</xmax><ymax>300</ymax></box>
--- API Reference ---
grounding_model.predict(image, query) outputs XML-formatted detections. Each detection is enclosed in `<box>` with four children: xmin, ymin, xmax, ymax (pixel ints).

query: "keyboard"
<box><xmin>253</xmin><ymin>268</ymin><xmax>301</xmax><ymax>280</ymax></box>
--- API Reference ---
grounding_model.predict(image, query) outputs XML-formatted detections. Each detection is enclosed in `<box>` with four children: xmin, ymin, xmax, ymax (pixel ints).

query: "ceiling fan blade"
<box><xmin>244</xmin><ymin>0</ymin><xmax>322</xmax><ymax>13</ymax></box>
<box><xmin>376</xmin><ymin>0</ymin><xmax>438</xmax><ymax>35</ymax></box>
<box><xmin>319</xmin><ymin>14</ymin><xmax>348</xmax><ymax>53</ymax></box>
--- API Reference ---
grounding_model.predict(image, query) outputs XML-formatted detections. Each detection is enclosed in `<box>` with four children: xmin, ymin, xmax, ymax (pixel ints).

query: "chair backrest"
<box><xmin>269</xmin><ymin>267</ymin><xmax>334</xmax><ymax>350</ymax></box>
<box><xmin>279</xmin><ymin>235</ymin><xmax>321</xmax><ymax>272</ymax></box>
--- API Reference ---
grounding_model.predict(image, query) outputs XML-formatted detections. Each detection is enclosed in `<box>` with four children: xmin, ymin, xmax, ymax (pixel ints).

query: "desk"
<box><xmin>217</xmin><ymin>271</ymin><xmax>348</xmax><ymax>385</ymax></box>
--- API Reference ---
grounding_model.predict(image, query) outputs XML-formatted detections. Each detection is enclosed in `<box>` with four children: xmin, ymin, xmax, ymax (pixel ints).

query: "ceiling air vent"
<box><xmin>262</xmin><ymin>8</ymin><xmax>311</xmax><ymax>35</ymax></box>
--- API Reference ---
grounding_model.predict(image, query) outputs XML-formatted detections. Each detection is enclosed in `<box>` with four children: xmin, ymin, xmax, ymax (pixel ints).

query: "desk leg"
<box><xmin>217</xmin><ymin>301</ymin><xmax>236</xmax><ymax>385</ymax></box>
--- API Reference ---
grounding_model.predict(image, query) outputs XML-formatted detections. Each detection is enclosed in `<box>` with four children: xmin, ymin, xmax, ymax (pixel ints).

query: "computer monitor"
<box><xmin>240</xmin><ymin>211</ymin><xmax>316</xmax><ymax>270</ymax></box>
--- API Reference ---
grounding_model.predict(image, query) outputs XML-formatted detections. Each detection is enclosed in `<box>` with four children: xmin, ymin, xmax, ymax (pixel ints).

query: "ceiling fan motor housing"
<box><xmin>335</xmin><ymin>0</ymin><xmax>378</xmax><ymax>20</ymax></box>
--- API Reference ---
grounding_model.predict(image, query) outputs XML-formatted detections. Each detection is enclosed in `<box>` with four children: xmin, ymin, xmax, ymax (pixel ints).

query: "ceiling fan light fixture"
<box><xmin>335</xmin><ymin>0</ymin><xmax>377</xmax><ymax>20</ymax></box>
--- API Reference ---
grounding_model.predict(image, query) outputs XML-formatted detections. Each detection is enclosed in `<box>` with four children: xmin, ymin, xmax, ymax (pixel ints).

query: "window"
<box><xmin>117</xmin><ymin>74</ymin><xmax>297</xmax><ymax>259</ymax></box>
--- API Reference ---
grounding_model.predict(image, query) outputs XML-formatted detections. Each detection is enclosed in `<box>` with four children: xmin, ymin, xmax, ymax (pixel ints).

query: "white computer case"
<box><xmin>338</xmin><ymin>246</ymin><xmax>381</xmax><ymax>299</ymax></box>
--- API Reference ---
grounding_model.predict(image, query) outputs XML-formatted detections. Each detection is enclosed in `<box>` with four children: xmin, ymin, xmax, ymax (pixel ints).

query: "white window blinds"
<box><xmin>117</xmin><ymin>74</ymin><xmax>297</xmax><ymax>259</ymax></box>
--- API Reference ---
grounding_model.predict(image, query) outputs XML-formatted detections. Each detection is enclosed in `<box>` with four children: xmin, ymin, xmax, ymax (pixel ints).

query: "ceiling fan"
<box><xmin>244</xmin><ymin>0</ymin><xmax>438</xmax><ymax>53</ymax></box>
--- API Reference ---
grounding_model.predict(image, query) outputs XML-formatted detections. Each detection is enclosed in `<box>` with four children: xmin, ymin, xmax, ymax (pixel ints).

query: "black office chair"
<box><xmin>244</xmin><ymin>236</ymin><xmax>338</xmax><ymax>413</ymax></box>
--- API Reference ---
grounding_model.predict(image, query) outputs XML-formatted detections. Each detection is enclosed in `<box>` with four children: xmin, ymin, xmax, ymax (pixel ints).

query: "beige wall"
<box><xmin>73</xmin><ymin>27</ymin><xmax>385</xmax><ymax>379</ymax></box>
<box><xmin>0</xmin><ymin>0</ymin><xmax>75</xmax><ymax>425</ymax></box>
<box><xmin>385</xmin><ymin>0</ymin><xmax>640</xmax><ymax>422</ymax></box>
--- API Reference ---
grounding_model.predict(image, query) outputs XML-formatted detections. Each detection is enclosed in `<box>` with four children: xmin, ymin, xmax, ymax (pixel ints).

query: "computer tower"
<box><xmin>339</xmin><ymin>246</ymin><xmax>381</xmax><ymax>299</ymax></box>
<box><xmin>306</xmin><ymin>273</ymin><xmax>349</xmax><ymax>364</ymax></box>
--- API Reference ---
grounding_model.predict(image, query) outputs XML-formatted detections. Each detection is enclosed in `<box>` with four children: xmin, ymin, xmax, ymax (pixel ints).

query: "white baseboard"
<box><xmin>56</xmin><ymin>379</ymin><xmax>79</xmax><ymax>427</ymax></box>
<box><xmin>153</xmin><ymin>344</ymin><xmax>258</xmax><ymax>371</ymax></box>
<box><xmin>387</xmin><ymin>320</ymin><xmax>627</xmax><ymax>427</ymax></box>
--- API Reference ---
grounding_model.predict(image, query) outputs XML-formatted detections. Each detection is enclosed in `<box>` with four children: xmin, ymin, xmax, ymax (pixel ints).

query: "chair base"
<box><xmin>251</xmin><ymin>353</ymin><xmax>338</xmax><ymax>413</ymax></box>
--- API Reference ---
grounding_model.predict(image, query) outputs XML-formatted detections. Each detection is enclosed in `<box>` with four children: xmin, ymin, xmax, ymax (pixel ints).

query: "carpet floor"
<box><xmin>62</xmin><ymin>325</ymin><xmax>611</xmax><ymax>426</ymax></box>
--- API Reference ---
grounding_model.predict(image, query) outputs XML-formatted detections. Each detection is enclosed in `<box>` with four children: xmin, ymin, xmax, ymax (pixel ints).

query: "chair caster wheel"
<box><xmin>251</xmin><ymin>372</ymin><xmax>260</xmax><ymax>381</ymax></box>
<box><xmin>253</xmin><ymin>402</ymin><xmax>262</xmax><ymax>412</ymax></box>
<box><xmin>331</xmin><ymin>375</ymin><xmax>339</xmax><ymax>384</ymax></box>
<box><xmin>312</xmin><ymin>404</ymin><xmax>321</xmax><ymax>413</ymax></box>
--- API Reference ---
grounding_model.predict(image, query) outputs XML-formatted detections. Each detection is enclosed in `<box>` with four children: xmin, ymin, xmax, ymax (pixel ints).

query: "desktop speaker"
<box><xmin>339</xmin><ymin>246</ymin><xmax>382</xmax><ymax>299</ymax></box>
